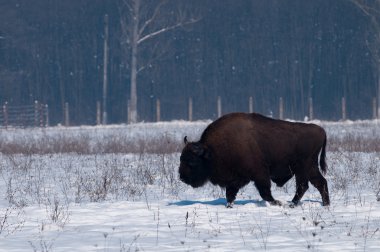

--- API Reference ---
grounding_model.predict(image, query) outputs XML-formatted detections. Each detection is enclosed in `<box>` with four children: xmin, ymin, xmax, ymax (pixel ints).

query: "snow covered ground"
<box><xmin>0</xmin><ymin>119</ymin><xmax>380</xmax><ymax>251</ymax></box>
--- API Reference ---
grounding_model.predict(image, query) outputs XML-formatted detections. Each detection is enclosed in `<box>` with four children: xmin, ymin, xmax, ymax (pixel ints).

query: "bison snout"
<box><xmin>179</xmin><ymin>172</ymin><xmax>189</xmax><ymax>184</ymax></box>
<box><xmin>179</xmin><ymin>174</ymin><xmax>186</xmax><ymax>183</ymax></box>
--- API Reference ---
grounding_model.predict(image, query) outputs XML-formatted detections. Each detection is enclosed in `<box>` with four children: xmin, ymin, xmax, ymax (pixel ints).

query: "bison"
<box><xmin>178</xmin><ymin>112</ymin><xmax>330</xmax><ymax>207</ymax></box>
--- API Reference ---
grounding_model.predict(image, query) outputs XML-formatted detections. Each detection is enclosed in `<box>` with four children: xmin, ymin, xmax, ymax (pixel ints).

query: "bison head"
<box><xmin>179</xmin><ymin>136</ymin><xmax>211</xmax><ymax>188</ymax></box>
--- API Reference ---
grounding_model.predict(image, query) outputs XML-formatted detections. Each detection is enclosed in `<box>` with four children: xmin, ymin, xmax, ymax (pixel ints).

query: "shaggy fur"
<box><xmin>178</xmin><ymin>112</ymin><xmax>330</xmax><ymax>207</ymax></box>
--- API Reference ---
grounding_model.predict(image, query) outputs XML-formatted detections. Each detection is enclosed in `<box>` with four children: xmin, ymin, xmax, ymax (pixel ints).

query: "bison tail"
<box><xmin>319</xmin><ymin>136</ymin><xmax>327</xmax><ymax>175</ymax></box>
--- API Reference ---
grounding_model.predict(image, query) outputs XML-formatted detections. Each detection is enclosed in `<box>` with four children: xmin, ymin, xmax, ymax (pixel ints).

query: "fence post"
<box><xmin>342</xmin><ymin>97</ymin><xmax>346</xmax><ymax>121</ymax></box>
<box><xmin>64</xmin><ymin>102</ymin><xmax>70</xmax><ymax>126</ymax></box>
<box><xmin>3</xmin><ymin>102</ymin><xmax>8</xmax><ymax>128</ymax></box>
<box><xmin>156</xmin><ymin>99</ymin><xmax>161</xmax><ymax>122</ymax></box>
<box><xmin>188</xmin><ymin>97</ymin><xmax>193</xmax><ymax>121</ymax></box>
<box><xmin>45</xmin><ymin>104</ymin><xmax>49</xmax><ymax>127</ymax></box>
<box><xmin>373</xmin><ymin>97</ymin><xmax>377</xmax><ymax>120</ymax></box>
<box><xmin>309</xmin><ymin>97</ymin><xmax>313</xmax><ymax>121</ymax></box>
<box><xmin>279</xmin><ymin>97</ymin><xmax>284</xmax><ymax>120</ymax></box>
<box><xmin>217</xmin><ymin>96</ymin><xmax>222</xmax><ymax>118</ymax></box>
<box><xmin>127</xmin><ymin>99</ymin><xmax>131</xmax><ymax>124</ymax></box>
<box><xmin>102</xmin><ymin>14</ymin><xmax>109</xmax><ymax>126</ymax></box>
<box><xmin>249</xmin><ymin>97</ymin><xmax>253</xmax><ymax>113</ymax></box>
<box><xmin>96</xmin><ymin>101</ymin><xmax>101</xmax><ymax>125</ymax></box>
<box><xmin>34</xmin><ymin>100</ymin><xmax>39</xmax><ymax>127</ymax></box>
<box><xmin>39</xmin><ymin>103</ymin><xmax>44</xmax><ymax>127</ymax></box>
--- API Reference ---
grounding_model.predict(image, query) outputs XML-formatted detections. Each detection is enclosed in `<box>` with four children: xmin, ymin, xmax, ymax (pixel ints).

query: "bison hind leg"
<box><xmin>310</xmin><ymin>173</ymin><xmax>330</xmax><ymax>206</ymax></box>
<box><xmin>291</xmin><ymin>176</ymin><xmax>309</xmax><ymax>206</ymax></box>
<box><xmin>254</xmin><ymin>179</ymin><xmax>281</xmax><ymax>205</ymax></box>
<box><xmin>269</xmin><ymin>200</ymin><xmax>282</xmax><ymax>206</ymax></box>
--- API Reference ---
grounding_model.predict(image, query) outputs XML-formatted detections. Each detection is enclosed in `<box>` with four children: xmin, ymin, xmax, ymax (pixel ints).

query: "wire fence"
<box><xmin>0</xmin><ymin>101</ymin><xmax>49</xmax><ymax>128</ymax></box>
<box><xmin>1</xmin><ymin>96</ymin><xmax>378</xmax><ymax>128</ymax></box>
<box><xmin>136</xmin><ymin>96</ymin><xmax>380</xmax><ymax>123</ymax></box>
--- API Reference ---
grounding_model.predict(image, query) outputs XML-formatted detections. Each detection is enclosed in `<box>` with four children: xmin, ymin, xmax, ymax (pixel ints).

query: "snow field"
<box><xmin>0</xmin><ymin>119</ymin><xmax>380</xmax><ymax>251</ymax></box>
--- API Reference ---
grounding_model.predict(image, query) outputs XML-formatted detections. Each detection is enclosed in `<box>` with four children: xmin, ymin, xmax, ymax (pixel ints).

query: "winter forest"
<box><xmin>1</xmin><ymin>0</ymin><xmax>380</xmax><ymax>125</ymax></box>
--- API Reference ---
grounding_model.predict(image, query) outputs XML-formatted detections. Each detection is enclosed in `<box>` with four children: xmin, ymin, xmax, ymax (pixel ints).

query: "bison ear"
<box><xmin>191</xmin><ymin>143</ymin><xmax>211</xmax><ymax>160</ymax></box>
<box><xmin>184</xmin><ymin>136</ymin><xmax>189</xmax><ymax>145</ymax></box>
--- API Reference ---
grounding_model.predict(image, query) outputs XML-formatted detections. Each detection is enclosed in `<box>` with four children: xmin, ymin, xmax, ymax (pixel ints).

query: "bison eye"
<box><xmin>181</xmin><ymin>156</ymin><xmax>199</xmax><ymax>168</ymax></box>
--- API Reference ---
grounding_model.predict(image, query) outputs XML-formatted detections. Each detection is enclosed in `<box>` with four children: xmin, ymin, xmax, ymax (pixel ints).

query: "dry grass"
<box><xmin>1</xmin><ymin>131</ymin><xmax>379</xmax><ymax>155</ymax></box>
<box><xmin>328</xmin><ymin>133</ymin><xmax>380</xmax><ymax>153</ymax></box>
<box><xmin>0</xmin><ymin>133</ymin><xmax>182</xmax><ymax>155</ymax></box>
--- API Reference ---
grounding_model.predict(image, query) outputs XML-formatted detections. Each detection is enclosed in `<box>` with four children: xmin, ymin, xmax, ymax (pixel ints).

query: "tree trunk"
<box><xmin>102</xmin><ymin>14</ymin><xmax>109</xmax><ymax>125</ymax></box>
<box><xmin>129</xmin><ymin>0</ymin><xmax>140</xmax><ymax>124</ymax></box>
<box><xmin>378</xmin><ymin>67</ymin><xmax>380</xmax><ymax>118</ymax></box>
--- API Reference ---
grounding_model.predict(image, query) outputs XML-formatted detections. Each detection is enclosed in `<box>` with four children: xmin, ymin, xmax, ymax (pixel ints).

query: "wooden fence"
<box><xmin>0</xmin><ymin>101</ymin><xmax>49</xmax><ymax>128</ymax></box>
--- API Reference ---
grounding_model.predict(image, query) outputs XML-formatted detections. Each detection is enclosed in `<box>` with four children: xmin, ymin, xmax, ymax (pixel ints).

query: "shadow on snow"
<box><xmin>168</xmin><ymin>198</ymin><xmax>267</xmax><ymax>207</ymax></box>
<box><xmin>168</xmin><ymin>198</ymin><xmax>324</xmax><ymax>207</ymax></box>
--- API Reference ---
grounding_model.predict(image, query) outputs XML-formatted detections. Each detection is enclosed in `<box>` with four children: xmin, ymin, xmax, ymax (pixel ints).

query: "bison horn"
<box><xmin>184</xmin><ymin>136</ymin><xmax>188</xmax><ymax>144</ymax></box>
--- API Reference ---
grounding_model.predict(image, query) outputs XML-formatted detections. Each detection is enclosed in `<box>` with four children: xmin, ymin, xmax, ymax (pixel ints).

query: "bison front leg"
<box><xmin>226</xmin><ymin>186</ymin><xmax>239</xmax><ymax>208</ymax></box>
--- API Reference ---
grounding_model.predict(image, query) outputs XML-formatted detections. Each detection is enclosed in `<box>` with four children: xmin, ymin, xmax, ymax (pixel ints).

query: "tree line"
<box><xmin>0</xmin><ymin>0</ymin><xmax>379</xmax><ymax>125</ymax></box>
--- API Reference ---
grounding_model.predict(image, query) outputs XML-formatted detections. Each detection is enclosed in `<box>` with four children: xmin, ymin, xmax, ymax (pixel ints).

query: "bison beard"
<box><xmin>178</xmin><ymin>112</ymin><xmax>330</xmax><ymax>207</ymax></box>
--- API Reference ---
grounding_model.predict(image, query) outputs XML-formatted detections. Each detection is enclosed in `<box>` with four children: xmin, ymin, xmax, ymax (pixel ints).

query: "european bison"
<box><xmin>179</xmin><ymin>112</ymin><xmax>330</xmax><ymax>207</ymax></box>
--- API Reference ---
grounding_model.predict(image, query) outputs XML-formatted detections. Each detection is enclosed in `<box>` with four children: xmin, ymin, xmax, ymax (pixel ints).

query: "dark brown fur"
<box><xmin>179</xmin><ymin>113</ymin><xmax>330</xmax><ymax>207</ymax></box>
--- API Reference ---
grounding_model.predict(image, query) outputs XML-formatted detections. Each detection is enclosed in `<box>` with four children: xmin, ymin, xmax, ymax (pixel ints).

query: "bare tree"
<box><xmin>351</xmin><ymin>0</ymin><xmax>380</xmax><ymax>118</ymax></box>
<box><xmin>119</xmin><ymin>0</ymin><xmax>200</xmax><ymax>123</ymax></box>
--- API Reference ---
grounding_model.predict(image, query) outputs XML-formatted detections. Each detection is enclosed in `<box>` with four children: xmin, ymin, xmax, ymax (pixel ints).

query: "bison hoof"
<box><xmin>269</xmin><ymin>200</ymin><xmax>282</xmax><ymax>206</ymax></box>
<box><xmin>289</xmin><ymin>202</ymin><xmax>298</xmax><ymax>208</ymax></box>
<box><xmin>226</xmin><ymin>202</ymin><xmax>234</xmax><ymax>208</ymax></box>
